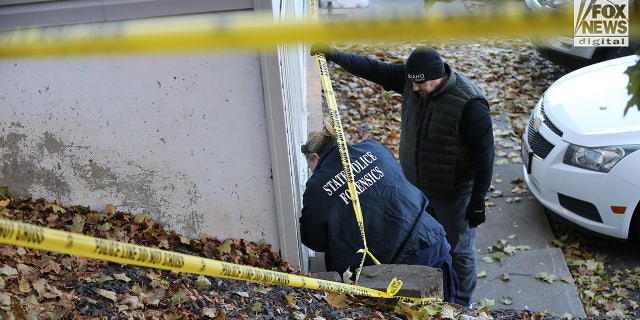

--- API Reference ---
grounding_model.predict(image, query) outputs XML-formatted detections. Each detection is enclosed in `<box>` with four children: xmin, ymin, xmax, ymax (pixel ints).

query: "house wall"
<box><xmin>0</xmin><ymin>0</ymin><xmax>309</xmax><ymax>269</ymax></box>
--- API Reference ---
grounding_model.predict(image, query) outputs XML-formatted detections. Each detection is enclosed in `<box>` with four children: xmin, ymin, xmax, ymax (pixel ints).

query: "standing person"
<box><xmin>310</xmin><ymin>44</ymin><xmax>495</xmax><ymax>307</ymax></box>
<box><xmin>299</xmin><ymin>121</ymin><xmax>458</xmax><ymax>303</ymax></box>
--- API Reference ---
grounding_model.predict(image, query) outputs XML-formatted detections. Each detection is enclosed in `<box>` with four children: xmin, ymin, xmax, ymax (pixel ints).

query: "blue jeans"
<box><xmin>429</xmin><ymin>197</ymin><xmax>476</xmax><ymax>306</ymax></box>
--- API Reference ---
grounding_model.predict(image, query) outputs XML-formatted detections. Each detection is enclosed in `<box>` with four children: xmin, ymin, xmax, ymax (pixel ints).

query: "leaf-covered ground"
<box><xmin>549</xmin><ymin>221</ymin><xmax>640</xmax><ymax>319</ymax></box>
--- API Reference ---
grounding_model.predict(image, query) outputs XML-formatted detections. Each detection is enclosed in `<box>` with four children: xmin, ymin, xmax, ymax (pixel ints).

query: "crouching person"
<box><xmin>299</xmin><ymin>121</ymin><xmax>459</xmax><ymax>303</ymax></box>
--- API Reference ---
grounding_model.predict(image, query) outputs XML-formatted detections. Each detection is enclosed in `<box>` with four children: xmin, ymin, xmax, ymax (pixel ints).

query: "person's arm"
<box><xmin>311</xmin><ymin>44</ymin><xmax>406</xmax><ymax>93</ymax></box>
<box><xmin>299</xmin><ymin>192</ymin><xmax>330</xmax><ymax>252</ymax></box>
<box><xmin>461</xmin><ymin>98</ymin><xmax>495</xmax><ymax>227</ymax></box>
<box><xmin>329</xmin><ymin>51</ymin><xmax>406</xmax><ymax>92</ymax></box>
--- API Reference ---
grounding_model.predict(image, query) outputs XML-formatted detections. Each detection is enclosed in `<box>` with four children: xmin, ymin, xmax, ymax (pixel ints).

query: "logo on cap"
<box><xmin>408</xmin><ymin>73</ymin><xmax>426</xmax><ymax>83</ymax></box>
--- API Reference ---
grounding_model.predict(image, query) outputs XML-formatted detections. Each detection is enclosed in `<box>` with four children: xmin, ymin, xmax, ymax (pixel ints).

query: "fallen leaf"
<box><xmin>505</xmin><ymin>197</ymin><xmax>522</xmax><ymax>203</ymax></box>
<box><xmin>120</xmin><ymin>294</ymin><xmax>144</xmax><ymax>310</ymax></box>
<box><xmin>213</xmin><ymin>308</ymin><xmax>226</xmax><ymax>320</ymax></box>
<box><xmin>536</xmin><ymin>272</ymin><xmax>558</xmax><ymax>283</ymax></box>
<box><xmin>482</xmin><ymin>257</ymin><xmax>494</xmax><ymax>264</ymax></box>
<box><xmin>285</xmin><ymin>292</ymin><xmax>300</xmax><ymax>309</ymax></box>
<box><xmin>47</xmin><ymin>204</ymin><xmax>66</xmax><ymax>214</ymax></box>
<box><xmin>439</xmin><ymin>304</ymin><xmax>456</xmax><ymax>318</ymax></box>
<box><xmin>0</xmin><ymin>265</ymin><xmax>18</xmax><ymax>276</ymax></box>
<box><xmin>103</xmin><ymin>203</ymin><xmax>116</xmax><ymax>216</ymax></box>
<box><xmin>342</xmin><ymin>268</ymin><xmax>352</xmax><ymax>283</ymax></box>
<box><xmin>511</xmin><ymin>185</ymin><xmax>528</xmax><ymax>194</ymax></box>
<box><xmin>560</xmin><ymin>276</ymin><xmax>573</xmax><ymax>283</ymax></box>
<box><xmin>31</xmin><ymin>279</ymin><xmax>47</xmax><ymax>297</ymax></box>
<box><xmin>479</xmin><ymin>298</ymin><xmax>495</xmax><ymax>307</ymax></box>
<box><xmin>252</xmin><ymin>286</ymin><xmax>271</xmax><ymax>294</ymax></box>
<box><xmin>95</xmin><ymin>289</ymin><xmax>117</xmax><ymax>302</ymax></box>
<box><xmin>251</xmin><ymin>301</ymin><xmax>263</xmax><ymax>313</ymax></box>
<box><xmin>202</xmin><ymin>307</ymin><xmax>218</xmax><ymax>317</ymax></box>
<box><xmin>324</xmin><ymin>292</ymin><xmax>351</xmax><ymax>308</ymax></box>
<box><xmin>133</xmin><ymin>213</ymin><xmax>147</xmax><ymax>224</ymax></box>
<box><xmin>18</xmin><ymin>278</ymin><xmax>30</xmax><ymax>293</ymax></box>
<box><xmin>0</xmin><ymin>292</ymin><xmax>10</xmax><ymax>307</ymax></box>
<box><xmin>196</xmin><ymin>275</ymin><xmax>211</xmax><ymax>290</ymax></box>
<box><xmin>69</xmin><ymin>214</ymin><xmax>85</xmax><ymax>232</ymax></box>
<box><xmin>170</xmin><ymin>290</ymin><xmax>189</xmax><ymax>306</ymax></box>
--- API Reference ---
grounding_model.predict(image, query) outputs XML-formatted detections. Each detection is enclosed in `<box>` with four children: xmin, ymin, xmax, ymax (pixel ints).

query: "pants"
<box><xmin>429</xmin><ymin>197</ymin><xmax>476</xmax><ymax>307</ymax></box>
<box><xmin>412</xmin><ymin>237</ymin><xmax>459</xmax><ymax>303</ymax></box>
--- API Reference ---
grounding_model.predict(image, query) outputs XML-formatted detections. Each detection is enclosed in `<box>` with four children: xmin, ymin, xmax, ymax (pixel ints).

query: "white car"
<box><xmin>521</xmin><ymin>55</ymin><xmax>640</xmax><ymax>240</ymax></box>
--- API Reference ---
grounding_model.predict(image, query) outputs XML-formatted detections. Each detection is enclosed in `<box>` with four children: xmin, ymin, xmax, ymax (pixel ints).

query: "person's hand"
<box><xmin>310</xmin><ymin>42</ymin><xmax>337</xmax><ymax>58</ymax></box>
<box><xmin>465</xmin><ymin>201</ymin><xmax>486</xmax><ymax>228</ymax></box>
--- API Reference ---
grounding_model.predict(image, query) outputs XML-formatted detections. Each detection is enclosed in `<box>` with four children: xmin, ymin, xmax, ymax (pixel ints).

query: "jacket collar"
<box><xmin>431</xmin><ymin>64</ymin><xmax>456</xmax><ymax>97</ymax></box>
<box><xmin>315</xmin><ymin>141</ymin><xmax>338</xmax><ymax>171</ymax></box>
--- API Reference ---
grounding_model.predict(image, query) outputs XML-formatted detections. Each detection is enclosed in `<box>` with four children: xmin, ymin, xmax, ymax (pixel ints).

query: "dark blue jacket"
<box><xmin>299</xmin><ymin>140</ymin><xmax>447</xmax><ymax>275</ymax></box>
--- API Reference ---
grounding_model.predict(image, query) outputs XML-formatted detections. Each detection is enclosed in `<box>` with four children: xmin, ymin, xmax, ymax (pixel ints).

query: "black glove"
<box><xmin>465</xmin><ymin>201</ymin><xmax>486</xmax><ymax>228</ymax></box>
<box><xmin>309</xmin><ymin>42</ymin><xmax>337</xmax><ymax>59</ymax></box>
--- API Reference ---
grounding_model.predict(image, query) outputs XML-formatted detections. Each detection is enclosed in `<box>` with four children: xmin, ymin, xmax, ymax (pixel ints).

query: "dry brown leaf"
<box><xmin>120</xmin><ymin>294</ymin><xmax>144</xmax><ymax>310</ymax></box>
<box><xmin>324</xmin><ymin>292</ymin><xmax>351</xmax><ymax>308</ymax></box>
<box><xmin>18</xmin><ymin>278</ymin><xmax>30</xmax><ymax>293</ymax></box>
<box><xmin>95</xmin><ymin>288</ymin><xmax>118</xmax><ymax>302</ymax></box>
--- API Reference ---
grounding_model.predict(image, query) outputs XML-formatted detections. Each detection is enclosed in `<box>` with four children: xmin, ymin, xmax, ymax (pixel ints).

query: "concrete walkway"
<box><xmin>474</xmin><ymin>114</ymin><xmax>585</xmax><ymax>317</ymax></box>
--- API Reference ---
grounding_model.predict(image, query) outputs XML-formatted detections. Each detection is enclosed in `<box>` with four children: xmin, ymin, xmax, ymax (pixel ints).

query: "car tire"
<box><xmin>629</xmin><ymin>201</ymin><xmax>640</xmax><ymax>243</ymax></box>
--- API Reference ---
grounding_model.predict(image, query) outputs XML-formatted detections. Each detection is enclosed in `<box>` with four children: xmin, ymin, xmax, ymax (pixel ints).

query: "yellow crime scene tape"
<box><xmin>309</xmin><ymin>0</ymin><xmax>382</xmax><ymax>286</ymax></box>
<box><xmin>0</xmin><ymin>219</ymin><xmax>423</xmax><ymax>301</ymax></box>
<box><xmin>1</xmin><ymin>4</ymin><xmax>638</xmax><ymax>58</ymax></box>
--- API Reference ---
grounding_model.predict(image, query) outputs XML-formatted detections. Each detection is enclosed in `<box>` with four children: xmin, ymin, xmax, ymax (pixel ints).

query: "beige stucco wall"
<box><xmin>0</xmin><ymin>49</ymin><xmax>280</xmax><ymax>242</ymax></box>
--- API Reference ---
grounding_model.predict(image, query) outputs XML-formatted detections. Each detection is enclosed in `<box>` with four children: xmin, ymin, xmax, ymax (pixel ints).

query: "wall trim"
<box><xmin>0</xmin><ymin>0</ymin><xmax>253</xmax><ymax>30</ymax></box>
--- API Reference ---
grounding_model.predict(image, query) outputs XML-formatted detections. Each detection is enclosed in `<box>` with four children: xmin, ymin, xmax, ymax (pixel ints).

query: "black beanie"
<box><xmin>406</xmin><ymin>46</ymin><xmax>445</xmax><ymax>83</ymax></box>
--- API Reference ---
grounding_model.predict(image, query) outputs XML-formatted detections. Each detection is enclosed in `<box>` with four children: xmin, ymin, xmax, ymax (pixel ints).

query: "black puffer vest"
<box><xmin>399</xmin><ymin>65</ymin><xmax>488</xmax><ymax>200</ymax></box>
